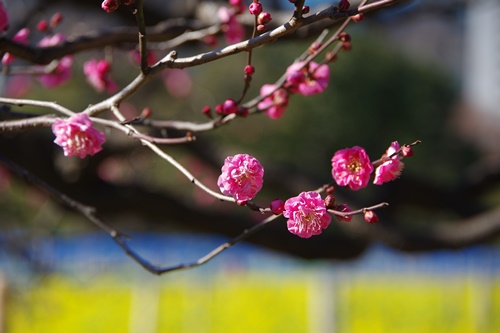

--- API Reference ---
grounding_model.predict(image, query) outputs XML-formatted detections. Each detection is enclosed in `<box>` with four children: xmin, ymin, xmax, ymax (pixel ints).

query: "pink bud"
<box><xmin>339</xmin><ymin>32</ymin><xmax>351</xmax><ymax>42</ymax></box>
<box><xmin>270</xmin><ymin>199</ymin><xmax>285</xmax><ymax>215</ymax></box>
<box><xmin>101</xmin><ymin>0</ymin><xmax>120</xmax><ymax>13</ymax></box>
<box><xmin>324</xmin><ymin>195</ymin><xmax>336</xmax><ymax>209</ymax></box>
<box><xmin>402</xmin><ymin>145</ymin><xmax>414</xmax><ymax>157</ymax></box>
<box><xmin>257</xmin><ymin>12</ymin><xmax>272</xmax><ymax>25</ymax></box>
<box><xmin>364</xmin><ymin>210</ymin><xmax>378</xmax><ymax>223</ymax></box>
<box><xmin>302</xmin><ymin>6</ymin><xmax>310</xmax><ymax>14</ymax></box>
<box><xmin>352</xmin><ymin>13</ymin><xmax>364</xmax><ymax>22</ymax></box>
<box><xmin>50</xmin><ymin>12</ymin><xmax>63</xmax><ymax>28</ymax></box>
<box><xmin>202</xmin><ymin>105</ymin><xmax>212</xmax><ymax>118</ymax></box>
<box><xmin>256</xmin><ymin>24</ymin><xmax>266</xmax><ymax>32</ymax></box>
<box><xmin>249</xmin><ymin>2</ymin><xmax>263</xmax><ymax>16</ymax></box>
<box><xmin>244</xmin><ymin>65</ymin><xmax>255</xmax><ymax>75</ymax></box>
<box><xmin>215</xmin><ymin>104</ymin><xmax>223</xmax><ymax>115</ymax></box>
<box><xmin>222</xmin><ymin>99</ymin><xmax>238</xmax><ymax>115</ymax></box>
<box><xmin>335</xmin><ymin>204</ymin><xmax>352</xmax><ymax>222</ymax></box>
<box><xmin>37</xmin><ymin>20</ymin><xmax>48</xmax><ymax>32</ymax></box>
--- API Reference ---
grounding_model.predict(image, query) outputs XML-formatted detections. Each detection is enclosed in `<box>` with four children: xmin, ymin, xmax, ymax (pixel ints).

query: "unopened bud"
<box><xmin>257</xmin><ymin>12</ymin><xmax>272</xmax><ymax>25</ymax></box>
<box><xmin>141</xmin><ymin>107</ymin><xmax>152</xmax><ymax>119</ymax></box>
<box><xmin>352</xmin><ymin>13</ymin><xmax>364</xmax><ymax>22</ymax></box>
<box><xmin>325</xmin><ymin>184</ymin><xmax>336</xmax><ymax>196</ymax></box>
<box><xmin>364</xmin><ymin>210</ymin><xmax>378</xmax><ymax>223</ymax></box>
<box><xmin>249</xmin><ymin>2</ymin><xmax>263</xmax><ymax>16</ymax></box>
<box><xmin>334</xmin><ymin>204</ymin><xmax>352</xmax><ymax>222</ymax></box>
<box><xmin>302</xmin><ymin>6</ymin><xmax>310</xmax><ymax>14</ymax></box>
<box><xmin>37</xmin><ymin>20</ymin><xmax>48</xmax><ymax>32</ymax></box>
<box><xmin>50</xmin><ymin>12</ymin><xmax>63</xmax><ymax>27</ymax></box>
<box><xmin>237</xmin><ymin>107</ymin><xmax>249</xmax><ymax>117</ymax></box>
<box><xmin>256</xmin><ymin>24</ymin><xmax>266</xmax><ymax>32</ymax></box>
<box><xmin>270</xmin><ymin>199</ymin><xmax>285</xmax><ymax>215</ymax></box>
<box><xmin>324</xmin><ymin>195</ymin><xmax>336</xmax><ymax>209</ymax></box>
<box><xmin>202</xmin><ymin>105</ymin><xmax>212</xmax><ymax>118</ymax></box>
<box><xmin>244</xmin><ymin>65</ymin><xmax>255</xmax><ymax>75</ymax></box>
<box><xmin>402</xmin><ymin>145</ymin><xmax>414</xmax><ymax>157</ymax></box>
<box><xmin>339</xmin><ymin>32</ymin><xmax>351</xmax><ymax>42</ymax></box>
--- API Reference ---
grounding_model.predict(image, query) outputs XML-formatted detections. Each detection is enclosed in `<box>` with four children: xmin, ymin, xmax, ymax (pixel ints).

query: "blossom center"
<box><xmin>347</xmin><ymin>159</ymin><xmax>362</xmax><ymax>174</ymax></box>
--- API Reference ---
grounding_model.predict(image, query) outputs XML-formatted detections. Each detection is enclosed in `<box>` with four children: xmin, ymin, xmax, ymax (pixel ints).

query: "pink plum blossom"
<box><xmin>218</xmin><ymin>6</ymin><xmax>245</xmax><ymax>44</ymax></box>
<box><xmin>0</xmin><ymin>1</ymin><xmax>8</xmax><ymax>32</ymax></box>
<box><xmin>2</xmin><ymin>28</ymin><xmax>30</xmax><ymax>65</ymax></box>
<box><xmin>285</xmin><ymin>61</ymin><xmax>330</xmax><ymax>96</ymax></box>
<box><xmin>283</xmin><ymin>191</ymin><xmax>332</xmax><ymax>238</ymax></box>
<box><xmin>83</xmin><ymin>58</ymin><xmax>118</xmax><ymax>94</ymax></box>
<box><xmin>373</xmin><ymin>141</ymin><xmax>404</xmax><ymax>185</ymax></box>
<box><xmin>331</xmin><ymin>146</ymin><xmax>373</xmax><ymax>190</ymax></box>
<box><xmin>217</xmin><ymin>154</ymin><xmax>264</xmax><ymax>204</ymax></box>
<box><xmin>52</xmin><ymin>113</ymin><xmax>106</xmax><ymax>158</ymax></box>
<box><xmin>257</xmin><ymin>84</ymin><xmax>289</xmax><ymax>119</ymax></box>
<box><xmin>38</xmin><ymin>34</ymin><xmax>73</xmax><ymax>87</ymax></box>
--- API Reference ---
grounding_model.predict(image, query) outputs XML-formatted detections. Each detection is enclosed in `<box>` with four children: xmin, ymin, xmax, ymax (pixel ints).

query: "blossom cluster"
<box><xmin>83</xmin><ymin>59</ymin><xmax>118</xmax><ymax>94</ymax></box>
<box><xmin>216</xmin><ymin>142</ymin><xmax>411</xmax><ymax>238</ymax></box>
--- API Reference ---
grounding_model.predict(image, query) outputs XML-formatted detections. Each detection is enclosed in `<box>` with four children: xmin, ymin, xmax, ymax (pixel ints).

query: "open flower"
<box><xmin>52</xmin><ymin>113</ymin><xmax>106</xmax><ymax>158</ymax></box>
<box><xmin>331</xmin><ymin>146</ymin><xmax>373</xmax><ymax>190</ymax></box>
<box><xmin>257</xmin><ymin>84</ymin><xmax>289</xmax><ymax>119</ymax></box>
<box><xmin>284</xmin><ymin>191</ymin><xmax>331</xmax><ymax>238</ymax></box>
<box><xmin>38</xmin><ymin>33</ymin><xmax>73</xmax><ymax>87</ymax></box>
<box><xmin>374</xmin><ymin>141</ymin><xmax>404</xmax><ymax>185</ymax></box>
<box><xmin>217</xmin><ymin>154</ymin><xmax>264</xmax><ymax>204</ymax></box>
<box><xmin>285</xmin><ymin>61</ymin><xmax>330</xmax><ymax>96</ymax></box>
<box><xmin>83</xmin><ymin>58</ymin><xmax>118</xmax><ymax>94</ymax></box>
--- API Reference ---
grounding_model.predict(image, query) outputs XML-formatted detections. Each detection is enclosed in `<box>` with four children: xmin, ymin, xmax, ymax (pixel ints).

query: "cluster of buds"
<box><xmin>249</xmin><ymin>1</ymin><xmax>272</xmax><ymax>33</ymax></box>
<box><xmin>101</xmin><ymin>0</ymin><xmax>135</xmax><ymax>13</ymax></box>
<box><xmin>36</xmin><ymin>12</ymin><xmax>63</xmax><ymax>32</ymax></box>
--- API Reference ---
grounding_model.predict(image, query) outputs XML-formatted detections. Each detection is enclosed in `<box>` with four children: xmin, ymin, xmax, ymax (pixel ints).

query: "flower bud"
<box><xmin>324</xmin><ymin>195</ymin><xmax>336</xmax><ymax>209</ymax></box>
<box><xmin>334</xmin><ymin>204</ymin><xmax>352</xmax><ymax>222</ymax></box>
<box><xmin>102</xmin><ymin>0</ymin><xmax>120</xmax><ymax>13</ymax></box>
<box><xmin>364</xmin><ymin>210</ymin><xmax>378</xmax><ymax>223</ymax></box>
<box><xmin>257</xmin><ymin>24</ymin><xmax>266</xmax><ymax>32</ymax></box>
<box><xmin>325</xmin><ymin>184</ymin><xmax>336</xmax><ymax>196</ymax></box>
<box><xmin>402</xmin><ymin>145</ymin><xmax>414</xmax><ymax>157</ymax></box>
<box><xmin>202</xmin><ymin>105</ymin><xmax>212</xmax><ymax>118</ymax></box>
<box><xmin>244</xmin><ymin>65</ymin><xmax>255</xmax><ymax>75</ymax></box>
<box><xmin>222</xmin><ymin>99</ymin><xmax>238</xmax><ymax>115</ymax></box>
<box><xmin>302</xmin><ymin>6</ymin><xmax>310</xmax><ymax>14</ymax></box>
<box><xmin>339</xmin><ymin>32</ymin><xmax>351</xmax><ymax>42</ymax></box>
<box><xmin>249</xmin><ymin>2</ymin><xmax>263</xmax><ymax>16</ymax></box>
<box><xmin>237</xmin><ymin>107</ymin><xmax>249</xmax><ymax>117</ymax></box>
<box><xmin>257</xmin><ymin>12</ymin><xmax>272</xmax><ymax>25</ymax></box>
<box><xmin>270</xmin><ymin>199</ymin><xmax>285</xmax><ymax>215</ymax></box>
<box><xmin>37</xmin><ymin>20</ymin><xmax>48</xmax><ymax>32</ymax></box>
<box><xmin>50</xmin><ymin>12</ymin><xmax>63</xmax><ymax>28</ymax></box>
<box><xmin>352</xmin><ymin>13</ymin><xmax>364</xmax><ymax>22</ymax></box>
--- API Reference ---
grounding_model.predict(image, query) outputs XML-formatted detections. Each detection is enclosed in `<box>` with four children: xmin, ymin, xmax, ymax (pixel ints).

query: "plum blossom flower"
<box><xmin>218</xmin><ymin>6</ymin><xmax>245</xmax><ymax>44</ymax></box>
<box><xmin>2</xmin><ymin>28</ymin><xmax>30</xmax><ymax>65</ymax></box>
<box><xmin>285</xmin><ymin>61</ymin><xmax>330</xmax><ymax>96</ymax></box>
<box><xmin>217</xmin><ymin>154</ymin><xmax>264</xmax><ymax>204</ymax></box>
<box><xmin>284</xmin><ymin>191</ymin><xmax>332</xmax><ymax>238</ymax></box>
<box><xmin>0</xmin><ymin>1</ymin><xmax>8</xmax><ymax>32</ymax></box>
<box><xmin>83</xmin><ymin>58</ymin><xmax>118</xmax><ymax>94</ymax></box>
<box><xmin>331</xmin><ymin>146</ymin><xmax>373</xmax><ymax>190</ymax></box>
<box><xmin>38</xmin><ymin>33</ymin><xmax>73</xmax><ymax>87</ymax></box>
<box><xmin>52</xmin><ymin>113</ymin><xmax>106</xmax><ymax>158</ymax></box>
<box><xmin>373</xmin><ymin>141</ymin><xmax>404</xmax><ymax>185</ymax></box>
<box><xmin>257</xmin><ymin>84</ymin><xmax>289</xmax><ymax>119</ymax></box>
